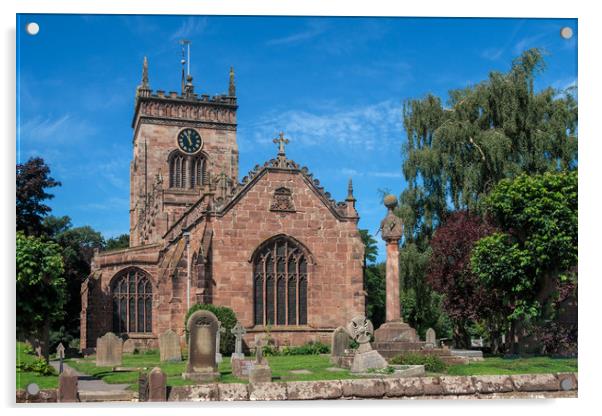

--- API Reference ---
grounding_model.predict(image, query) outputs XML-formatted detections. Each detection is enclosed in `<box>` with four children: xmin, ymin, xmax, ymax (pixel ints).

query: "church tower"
<box><xmin>129</xmin><ymin>57</ymin><xmax>239</xmax><ymax>246</ymax></box>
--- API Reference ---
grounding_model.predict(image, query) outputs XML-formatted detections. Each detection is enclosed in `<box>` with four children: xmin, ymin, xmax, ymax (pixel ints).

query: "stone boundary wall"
<box><xmin>16</xmin><ymin>373</ymin><xmax>577</xmax><ymax>403</ymax></box>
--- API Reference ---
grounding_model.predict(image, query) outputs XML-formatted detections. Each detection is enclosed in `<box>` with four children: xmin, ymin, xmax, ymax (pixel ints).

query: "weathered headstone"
<box><xmin>230</xmin><ymin>321</ymin><xmax>246</xmax><ymax>361</ymax></box>
<box><xmin>231</xmin><ymin>358</ymin><xmax>254</xmax><ymax>378</ymax></box>
<box><xmin>56</xmin><ymin>343</ymin><xmax>65</xmax><ymax>374</ymax></box>
<box><xmin>159</xmin><ymin>329</ymin><xmax>182</xmax><ymax>362</ymax></box>
<box><xmin>149</xmin><ymin>367</ymin><xmax>167</xmax><ymax>402</ymax></box>
<box><xmin>215</xmin><ymin>321</ymin><xmax>226</xmax><ymax>363</ymax></box>
<box><xmin>425</xmin><ymin>328</ymin><xmax>436</xmax><ymax>349</ymax></box>
<box><xmin>330</xmin><ymin>326</ymin><xmax>351</xmax><ymax>365</ymax></box>
<box><xmin>122</xmin><ymin>339</ymin><xmax>136</xmax><ymax>354</ymax></box>
<box><xmin>96</xmin><ymin>332</ymin><xmax>123</xmax><ymax>367</ymax></box>
<box><xmin>138</xmin><ymin>371</ymin><xmax>149</xmax><ymax>402</ymax></box>
<box><xmin>249</xmin><ymin>337</ymin><xmax>271</xmax><ymax>383</ymax></box>
<box><xmin>58</xmin><ymin>368</ymin><xmax>78</xmax><ymax>402</ymax></box>
<box><xmin>182</xmin><ymin>310</ymin><xmax>220</xmax><ymax>382</ymax></box>
<box><xmin>347</xmin><ymin>315</ymin><xmax>387</xmax><ymax>373</ymax></box>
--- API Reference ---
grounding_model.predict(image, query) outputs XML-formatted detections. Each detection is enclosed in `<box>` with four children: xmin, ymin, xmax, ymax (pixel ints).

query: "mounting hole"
<box><xmin>560</xmin><ymin>378</ymin><xmax>574</xmax><ymax>391</ymax></box>
<box><xmin>560</xmin><ymin>27</ymin><xmax>573</xmax><ymax>40</ymax></box>
<box><xmin>26</xmin><ymin>22</ymin><xmax>40</xmax><ymax>36</ymax></box>
<box><xmin>26</xmin><ymin>383</ymin><xmax>40</xmax><ymax>395</ymax></box>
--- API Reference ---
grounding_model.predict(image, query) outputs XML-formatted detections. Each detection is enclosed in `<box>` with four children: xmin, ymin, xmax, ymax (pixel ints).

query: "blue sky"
<box><xmin>16</xmin><ymin>15</ymin><xmax>577</xmax><ymax>261</ymax></box>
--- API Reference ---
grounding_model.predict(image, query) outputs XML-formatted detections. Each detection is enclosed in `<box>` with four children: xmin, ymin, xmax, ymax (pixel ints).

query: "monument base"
<box><xmin>181</xmin><ymin>371</ymin><xmax>220</xmax><ymax>383</ymax></box>
<box><xmin>350</xmin><ymin>350</ymin><xmax>388</xmax><ymax>373</ymax></box>
<box><xmin>374</xmin><ymin>320</ymin><xmax>418</xmax><ymax>343</ymax></box>
<box><xmin>230</xmin><ymin>353</ymin><xmax>245</xmax><ymax>362</ymax></box>
<box><xmin>249</xmin><ymin>364</ymin><xmax>272</xmax><ymax>383</ymax></box>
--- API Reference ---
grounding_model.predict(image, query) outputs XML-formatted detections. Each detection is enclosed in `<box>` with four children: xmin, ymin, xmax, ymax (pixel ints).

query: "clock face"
<box><xmin>177</xmin><ymin>128</ymin><xmax>202</xmax><ymax>154</ymax></box>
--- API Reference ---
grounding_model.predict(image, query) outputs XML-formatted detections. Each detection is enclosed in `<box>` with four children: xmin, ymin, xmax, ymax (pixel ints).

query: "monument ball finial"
<box><xmin>383</xmin><ymin>194</ymin><xmax>398</xmax><ymax>210</ymax></box>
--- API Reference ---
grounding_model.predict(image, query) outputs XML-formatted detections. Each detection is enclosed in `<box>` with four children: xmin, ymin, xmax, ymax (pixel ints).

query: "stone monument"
<box><xmin>159</xmin><ymin>329</ymin><xmax>182</xmax><ymax>362</ymax></box>
<box><xmin>425</xmin><ymin>328</ymin><xmax>436</xmax><ymax>349</ymax></box>
<box><xmin>330</xmin><ymin>326</ymin><xmax>351</xmax><ymax>366</ymax></box>
<box><xmin>374</xmin><ymin>195</ymin><xmax>420</xmax><ymax>345</ymax></box>
<box><xmin>215</xmin><ymin>321</ymin><xmax>226</xmax><ymax>363</ymax></box>
<box><xmin>347</xmin><ymin>315</ymin><xmax>387</xmax><ymax>373</ymax></box>
<box><xmin>149</xmin><ymin>367</ymin><xmax>167</xmax><ymax>402</ymax></box>
<box><xmin>230</xmin><ymin>321</ymin><xmax>246</xmax><ymax>361</ymax></box>
<box><xmin>182</xmin><ymin>310</ymin><xmax>220</xmax><ymax>382</ymax></box>
<box><xmin>248</xmin><ymin>337</ymin><xmax>272</xmax><ymax>383</ymax></box>
<box><xmin>96</xmin><ymin>332</ymin><xmax>123</xmax><ymax>367</ymax></box>
<box><xmin>58</xmin><ymin>368</ymin><xmax>78</xmax><ymax>402</ymax></box>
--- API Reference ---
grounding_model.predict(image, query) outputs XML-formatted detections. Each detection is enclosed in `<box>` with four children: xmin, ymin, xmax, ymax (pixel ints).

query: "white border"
<box><xmin>3</xmin><ymin>1</ymin><xmax>601</xmax><ymax>415</ymax></box>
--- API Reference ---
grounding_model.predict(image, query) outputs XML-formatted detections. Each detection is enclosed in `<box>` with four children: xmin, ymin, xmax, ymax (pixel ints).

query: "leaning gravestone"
<box><xmin>330</xmin><ymin>326</ymin><xmax>351</xmax><ymax>365</ymax></box>
<box><xmin>425</xmin><ymin>328</ymin><xmax>436</xmax><ymax>349</ymax></box>
<box><xmin>149</xmin><ymin>367</ymin><xmax>167</xmax><ymax>402</ymax></box>
<box><xmin>347</xmin><ymin>315</ymin><xmax>387</xmax><ymax>373</ymax></box>
<box><xmin>96</xmin><ymin>332</ymin><xmax>123</xmax><ymax>367</ymax></box>
<box><xmin>182</xmin><ymin>310</ymin><xmax>220</xmax><ymax>382</ymax></box>
<box><xmin>159</xmin><ymin>329</ymin><xmax>182</xmax><ymax>362</ymax></box>
<box><xmin>230</xmin><ymin>321</ymin><xmax>246</xmax><ymax>361</ymax></box>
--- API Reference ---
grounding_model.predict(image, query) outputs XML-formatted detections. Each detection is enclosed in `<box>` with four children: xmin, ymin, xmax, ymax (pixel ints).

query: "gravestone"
<box><xmin>215</xmin><ymin>321</ymin><xmax>226</xmax><ymax>363</ymax></box>
<box><xmin>58</xmin><ymin>368</ymin><xmax>78</xmax><ymax>402</ymax></box>
<box><xmin>232</xmin><ymin>358</ymin><xmax>254</xmax><ymax>378</ymax></box>
<box><xmin>249</xmin><ymin>337</ymin><xmax>271</xmax><ymax>383</ymax></box>
<box><xmin>159</xmin><ymin>329</ymin><xmax>182</xmax><ymax>362</ymax></box>
<box><xmin>425</xmin><ymin>328</ymin><xmax>436</xmax><ymax>349</ymax></box>
<box><xmin>347</xmin><ymin>315</ymin><xmax>387</xmax><ymax>373</ymax></box>
<box><xmin>96</xmin><ymin>332</ymin><xmax>123</xmax><ymax>367</ymax></box>
<box><xmin>330</xmin><ymin>326</ymin><xmax>351</xmax><ymax>365</ymax></box>
<box><xmin>230</xmin><ymin>321</ymin><xmax>246</xmax><ymax>361</ymax></box>
<box><xmin>182</xmin><ymin>310</ymin><xmax>220</xmax><ymax>382</ymax></box>
<box><xmin>123</xmin><ymin>339</ymin><xmax>136</xmax><ymax>354</ymax></box>
<box><xmin>149</xmin><ymin>367</ymin><xmax>167</xmax><ymax>402</ymax></box>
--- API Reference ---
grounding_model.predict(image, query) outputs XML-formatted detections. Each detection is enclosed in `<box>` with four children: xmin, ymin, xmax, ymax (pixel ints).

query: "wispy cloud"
<box><xmin>18</xmin><ymin>114</ymin><xmax>96</xmax><ymax>143</ymax></box>
<box><xmin>78</xmin><ymin>197</ymin><xmax>129</xmax><ymax>212</ymax></box>
<box><xmin>266</xmin><ymin>21</ymin><xmax>326</xmax><ymax>46</ymax></box>
<box><xmin>242</xmin><ymin>100</ymin><xmax>403</xmax><ymax>152</ymax></box>
<box><xmin>512</xmin><ymin>32</ymin><xmax>548</xmax><ymax>55</ymax></box>
<box><xmin>341</xmin><ymin>168</ymin><xmax>402</xmax><ymax>178</ymax></box>
<box><xmin>170</xmin><ymin>17</ymin><xmax>208</xmax><ymax>41</ymax></box>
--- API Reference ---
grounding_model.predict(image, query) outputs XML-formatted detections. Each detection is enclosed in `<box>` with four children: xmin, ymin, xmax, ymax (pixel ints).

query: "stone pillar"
<box><xmin>385</xmin><ymin>239</ymin><xmax>401</xmax><ymax>322</ymax></box>
<box><xmin>379</xmin><ymin>195</ymin><xmax>404</xmax><ymax>323</ymax></box>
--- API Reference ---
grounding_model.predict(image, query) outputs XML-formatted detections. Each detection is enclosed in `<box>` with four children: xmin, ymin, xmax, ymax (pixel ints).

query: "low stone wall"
<box><xmin>16</xmin><ymin>373</ymin><xmax>577</xmax><ymax>403</ymax></box>
<box><xmin>167</xmin><ymin>373</ymin><xmax>577</xmax><ymax>401</ymax></box>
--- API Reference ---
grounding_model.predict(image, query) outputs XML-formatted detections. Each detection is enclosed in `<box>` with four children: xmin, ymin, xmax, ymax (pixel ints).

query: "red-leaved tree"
<box><xmin>427</xmin><ymin>211</ymin><xmax>497</xmax><ymax>349</ymax></box>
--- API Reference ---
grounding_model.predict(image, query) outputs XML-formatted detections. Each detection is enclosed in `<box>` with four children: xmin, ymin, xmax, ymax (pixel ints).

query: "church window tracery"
<box><xmin>111</xmin><ymin>268</ymin><xmax>152</xmax><ymax>334</ymax></box>
<box><xmin>253</xmin><ymin>236</ymin><xmax>308</xmax><ymax>326</ymax></box>
<box><xmin>169</xmin><ymin>151</ymin><xmax>206</xmax><ymax>189</ymax></box>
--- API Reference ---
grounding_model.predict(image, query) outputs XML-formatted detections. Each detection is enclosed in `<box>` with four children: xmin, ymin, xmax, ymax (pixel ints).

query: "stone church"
<box><xmin>80</xmin><ymin>58</ymin><xmax>365</xmax><ymax>352</ymax></box>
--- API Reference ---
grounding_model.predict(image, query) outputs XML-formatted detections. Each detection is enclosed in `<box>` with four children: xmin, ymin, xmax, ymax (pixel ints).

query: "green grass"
<box><xmin>67</xmin><ymin>352</ymin><xmax>359</xmax><ymax>389</ymax></box>
<box><xmin>16</xmin><ymin>342</ymin><xmax>59</xmax><ymax>389</ymax></box>
<box><xmin>66</xmin><ymin>350</ymin><xmax>578</xmax><ymax>390</ymax></box>
<box><xmin>446</xmin><ymin>356</ymin><xmax>578</xmax><ymax>376</ymax></box>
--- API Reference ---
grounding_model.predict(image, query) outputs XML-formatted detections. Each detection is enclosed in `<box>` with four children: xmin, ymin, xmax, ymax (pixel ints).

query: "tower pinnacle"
<box><xmin>229</xmin><ymin>67</ymin><xmax>236</xmax><ymax>96</ymax></box>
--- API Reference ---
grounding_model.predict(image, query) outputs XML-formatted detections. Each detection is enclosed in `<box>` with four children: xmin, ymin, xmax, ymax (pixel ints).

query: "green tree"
<box><xmin>360</xmin><ymin>230</ymin><xmax>386</xmax><ymax>326</ymax></box>
<box><xmin>105</xmin><ymin>234</ymin><xmax>130</xmax><ymax>251</ymax></box>
<box><xmin>44</xmin><ymin>216</ymin><xmax>105</xmax><ymax>344</ymax></box>
<box><xmin>16</xmin><ymin>157</ymin><xmax>61</xmax><ymax>236</ymax></box>
<box><xmin>16</xmin><ymin>232</ymin><xmax>66</xmax><ymax>361</ymax></box>
<box><xmin>397</xmin><ymin>48</ymin><xmax>577</xmax><ymax>336</ymax></box>
<box><xmin>471</xmin><ymin>171</ymin><xmax>577</xmax><ymax>353</ymax></box>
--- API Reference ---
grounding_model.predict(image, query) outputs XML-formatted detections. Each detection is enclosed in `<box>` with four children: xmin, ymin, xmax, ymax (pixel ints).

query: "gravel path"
<box><xmin>49</xmin><ymin>360</ymin><xmax>130</xmax><ymax>392</ymax></box>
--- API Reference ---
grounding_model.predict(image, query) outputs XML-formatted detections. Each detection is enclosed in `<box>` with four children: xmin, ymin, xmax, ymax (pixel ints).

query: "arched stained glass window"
<box><xmin>111</xmin><ymin>268</ymin><xmax>153</xmax><ymax>334</ymax></box>
<box><xmin>252</xmin><ymin>237</ymin><xmax>309</xmax><ymax>326</ymax></box>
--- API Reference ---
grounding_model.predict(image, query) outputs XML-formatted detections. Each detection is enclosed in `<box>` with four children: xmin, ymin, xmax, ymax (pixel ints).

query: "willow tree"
<box><xmin>398</xmin><ymin>48</ymin><xmax>577</xmax><ymax>334</ymax></box>
<box><xmin>401</xmin><ymin>48</ymin><xmax>577</xmax><ymax>238</ymax></box>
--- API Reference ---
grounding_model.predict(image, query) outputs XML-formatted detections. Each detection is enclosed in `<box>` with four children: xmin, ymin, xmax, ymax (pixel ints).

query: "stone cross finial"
<box><xmin>273</xmin><ymin>132</ymin><xmax>289</xmax><ymax>156</ymax></box>
<box><xmin>231</xmin><ymin>322</ymin><xmax>247</xmax><ymax>355</ymax></box>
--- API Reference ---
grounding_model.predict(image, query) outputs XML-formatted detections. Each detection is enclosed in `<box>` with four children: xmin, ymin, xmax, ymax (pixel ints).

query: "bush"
<box><xmin>17</xmin><ymin>358</ymin><xmax>57</xmax><ymax>376</ymax></box>
<box><xmin>389</xmin><ymin>352</ymin><xmax>447</xmax><ymax>373</ymax></box>
<box><xmin>263</xmin><ymin>341</ymin><xmax>330</xmax><ymax>356</ymax></box>
<box><xmin>184</xmin><ymin>304</ymin><xmax>237</xmax><ymax>355</ymax></box>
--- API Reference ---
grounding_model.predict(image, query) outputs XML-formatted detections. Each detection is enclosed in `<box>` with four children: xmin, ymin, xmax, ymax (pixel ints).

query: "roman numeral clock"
<box><xmin>177</xmin><ymin>128</ymin><xmax>203</xmax><ymax>154</ymax></box>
